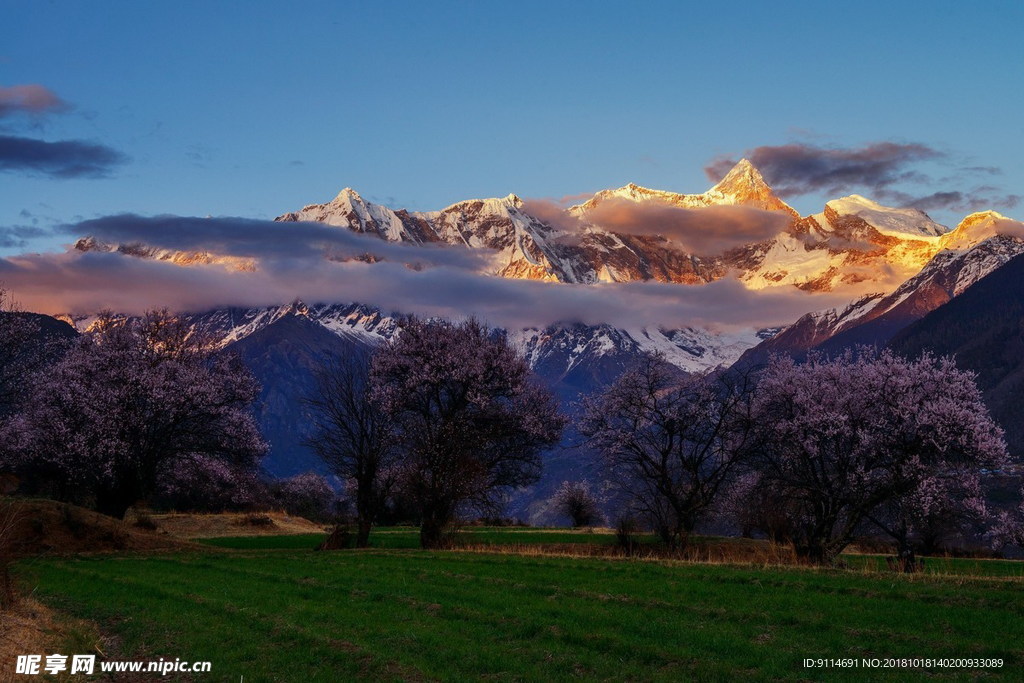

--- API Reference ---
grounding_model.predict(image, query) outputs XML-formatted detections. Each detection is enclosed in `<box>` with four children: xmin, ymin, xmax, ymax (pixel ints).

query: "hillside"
<box><xmin>225</xmin><ymin>309</ymin><xmax>371</xmax><ymax>477</ymax></box>
<box><xmin>888</xmin><ymin>252</ymin><xmax>1024</xmax><ymax>456</ymax></box>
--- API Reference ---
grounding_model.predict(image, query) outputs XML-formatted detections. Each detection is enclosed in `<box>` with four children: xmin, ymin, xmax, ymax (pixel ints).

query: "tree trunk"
<box><xmin>355</xmin><ymin>484</ymin><xmax>375</xmax><ymax>548</ymax></box>
<box><xmin>420</xmin><ymin>516</ymin><xmax>448</xmax><ymax>549</ymax></box>
<box><xmin>794</xmin><ymin>541</ymin><xmax>832</xmax><ymax>565</ymax></box>
<box><xmin>94</xmin><ymin>489</ymin><xmax>134</xmax><ymax>520</ymax></box>
<box><xmin>919</xmin><ymin>531</ymin><xmax>941</xmax><ymax>557</ymax></box>
<box><xmin>356</xmin><ymin>518</ymin><xmax>372</xmax><ymax>548</ymax></box>
<box><xmin>895</xmin><ymin>544</ymin><xmax>920</xmax><ymax>573</ymax></box>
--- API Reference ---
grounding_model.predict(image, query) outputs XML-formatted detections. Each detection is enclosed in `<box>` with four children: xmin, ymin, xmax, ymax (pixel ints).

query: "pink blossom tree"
<box><xmin>582</xmin><ymin>356</ymin><xmax>758</xmax><ymax>550</ymax></box>
<box><xmin>866</xmin><ymin>473</ymin><xmax>990</xmax><ymax>571</ymax></box>
<box><xmin>986</xmin><ymin>489</ymin><xmax>1024</xmax><ymax>552</ymax></box>
<box><xmin>721</xmin><ymin>471</ymin><xmax>798</xmax><ymax>542</ymax></box>
<box><xmin>752</xmin><ymin>349</ymin><xmax>1007</xmax><ymax>565</ymax></box>
<box><xmin>271</xmin><ymin>472</ymin><xmax>338</xmax><ymax>523</ymax></box>
<box><xmin>154</xmin><ymin>454</ymin><xmax>269</xmax><ymax>513</ymax></box>
<box><xmin>12</xmin><ymin>310</ymin><xmax>267</xmax><ymax>519</ymax></box>
<box><xmin>370</xmin><ymin>317</ymin><xmax>565</xmax><ymax>548</ymax></box>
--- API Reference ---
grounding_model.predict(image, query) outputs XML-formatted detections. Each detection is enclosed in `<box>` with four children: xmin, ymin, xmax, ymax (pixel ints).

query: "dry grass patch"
<box><xmin>0</xmin><ymin>598</ymin><xmax>107</xmax><ymax>681</ymax></box>
<box><xmin>141</xmin><ymin>510</ymin><xmax>326</xmax><ymax>539</ymax></box>
<box><xmin>1</xmin><ymin>498</ymin><xmax>193</xmax><ymax>557</ymax></box>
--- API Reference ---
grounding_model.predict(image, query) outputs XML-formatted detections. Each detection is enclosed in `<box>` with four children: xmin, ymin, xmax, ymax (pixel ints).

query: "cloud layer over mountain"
<box><xmin>0</xmin><ymin>214</ymin><xmax>853</xmax><ymax>331</ymax></box>
<box><xmin>523</xmin><ymin>198</ymin><xmax>789</xmax><ymax>254</ymax></box>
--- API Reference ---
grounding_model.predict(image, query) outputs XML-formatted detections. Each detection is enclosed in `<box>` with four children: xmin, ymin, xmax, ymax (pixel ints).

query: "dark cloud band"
<box><xmin>705</xmin><ymin>142</ymin><xmax>942</xmax><ymax>199</ymax></box>
<box><xmin>0</xmin><ymin>135</ymin><xmax>127</xmax><ymax>178</ymax></box>
<box><xmin>0</xmin><ymin>213</ymin><xmax>863</xmax><ymax>331</ymax></box>
<box><xmin>521</xmin><ymin>198</ymin><xmax>789</xmax><ymax>254</ymax></box>
<box><xmin>66</xmin><ymin>214</ymin><xmax>493</xmax><ymax>270</ymax></box>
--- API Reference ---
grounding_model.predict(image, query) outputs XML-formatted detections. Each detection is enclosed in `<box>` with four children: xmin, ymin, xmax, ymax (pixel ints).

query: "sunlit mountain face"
<box><xmin>270</xmin><ymin>158</ymin><xmax>962</xmax><ymax>293</ymax></box>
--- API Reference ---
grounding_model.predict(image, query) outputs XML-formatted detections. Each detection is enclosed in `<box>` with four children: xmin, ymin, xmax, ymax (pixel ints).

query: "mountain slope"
<box><xmin>735</xmin><ymin>212</ymin><xmax>1024</xmax><ymax>366</ymax></box>
<box><xmin>888</xmin><ymin>252</ymin><xmax>1024</xmax><ymax>457</ymax></box>
<box><xmin>225</xmin><ymin>311</ymin><xmax>372</xmax><ymax>478</ymax></box>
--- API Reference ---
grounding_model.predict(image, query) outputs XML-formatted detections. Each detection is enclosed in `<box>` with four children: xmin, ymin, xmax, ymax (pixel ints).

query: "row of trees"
<box><xmin>2</xmin><ymin>293</ymin><xmax>1019</xmax><ymax>564</ymax></box>
<box><xmin>0</xmin><ymin>303</ymin><xmax>566</xmax><ymax>549</ymax></box>
<box><xmin>309</xmin><ymin>325</ymin><xmax>1018</xmax><ymax>566</ymax></box>
<box><xmin>580</xmin><ymin>350</ymin><xmax>1012</xmax><ymax>568</ymax></box>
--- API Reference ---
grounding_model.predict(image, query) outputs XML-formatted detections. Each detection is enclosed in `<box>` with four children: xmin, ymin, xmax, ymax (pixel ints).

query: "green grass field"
<box><xmin>197</xmin><ymin>528</ymin><xmax>1024</xmax><ymax>578</ymax></box>
<box><xmin>15</xmin><ymin>540</ymin><xmax>1024</xmax><ymax>681</ymax></box>
<box><xmin>196</xmin><ymin>526</ymin><xmax>643</xmax><ymax>550</ymax></box>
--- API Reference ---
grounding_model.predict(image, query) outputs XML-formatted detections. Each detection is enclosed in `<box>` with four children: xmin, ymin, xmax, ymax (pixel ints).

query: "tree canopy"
<box><xmin>10</xmin><ymin>310</ymin><xmax>267</xmax><ymax>518</ymax></box>
<box><xmin>370</xmin><ymin>317</ymin><xmax>565</xmax><ymax>548</ymax></box>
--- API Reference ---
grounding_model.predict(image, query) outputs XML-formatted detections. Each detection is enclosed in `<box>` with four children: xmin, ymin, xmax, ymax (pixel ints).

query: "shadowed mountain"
<box><xmin>225</xmin><ymin>311</ymin><xmax>371</xmax><ymax>478</ymax></box>
<box><xmin>0</xmin><ymin>311</ymin><xmax>77</xmax><ymax>416</ymax></box>
<box><xmin>888</xmin><ymin>252</ymin><xmax>1024</xmax><ymax>457</ymax></box>
<box><xmin>16</xmin><ymin>312</ymin><xmax>78</xmax><ymax>341</ymax></box>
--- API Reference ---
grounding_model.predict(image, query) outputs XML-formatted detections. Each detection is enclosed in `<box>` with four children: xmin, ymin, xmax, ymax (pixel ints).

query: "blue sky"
<box><xmin>2</xmin><ymin>0</ymin><xmax>1022</xmax><ymax>255</ymax></box>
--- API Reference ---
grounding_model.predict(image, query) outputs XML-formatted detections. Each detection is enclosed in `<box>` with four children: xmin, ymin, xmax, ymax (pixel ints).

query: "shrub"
<box><xmin>552</xmin><ymin>481</ymin><xmax>603</xmax><ymax>528</ymax></box>
<box><xmin>270</xmin><ymin>472</ymin><xmax>338</xmax><ymax>523</ymax></box>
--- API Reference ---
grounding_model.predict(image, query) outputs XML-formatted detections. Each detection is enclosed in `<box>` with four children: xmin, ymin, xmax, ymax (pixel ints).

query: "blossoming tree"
<box><xmin>582</xmin><ymin>356</ymin><xmax>758</xmax><ymax>550</ymax></box>
<box><xmin>12</xmin><ymin>310</ymin><xmax>267</xmax><ymax>519</ymax></box>
<box><xmin>752</xmin><ymin>349</ymin><xmax>1007</xmax><ymax>565</ymax></box>
<box><xmin>370</xmin><ymin>317</ymin><xmax>564</xmax><ymax>548</ymax></box>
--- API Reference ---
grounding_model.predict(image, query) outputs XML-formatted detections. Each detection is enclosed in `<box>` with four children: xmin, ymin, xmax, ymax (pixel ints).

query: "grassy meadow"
<box><xmin>12</xmin><ymin>527</ymin><xmax>1024</xmax><ymax>681</ymax></box>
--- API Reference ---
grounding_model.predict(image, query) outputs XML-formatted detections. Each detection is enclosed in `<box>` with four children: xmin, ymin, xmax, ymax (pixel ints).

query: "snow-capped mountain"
<box><xmin>272</xmin><ymin>160</ymin><xmax>953</xmax><ymax>292</ymax></box>
<box><xmin>277</xmin><ymin>189</ymin><xmax>573</xmax><ymax>281</ymax></box>
<box><xmin>72</xmin><ymin>235</ymin><xmax>258</xmax><ymax>272</ymax></box>
<box><xmin>71</xmin><ymin>158</ymin><xmax>1024</xmax><ymax>385</ymax></box>
<box><xmin>75</xmin><ymin>159</ymin><xmax>965</xmax><ymax>302</ymax></box>
<box><xmin>182</xmin><ymin>301</ymin><xmax>400</xmax><ymax>348</ymax></box>
<box><xmin>813</xmin><ymin>195</ymin><xmax>946</xmax><ymax>239</ymax></box>
<box><xmin>570</xmin><ymin>158</ymin><xmax>800</xmax><ymax>216</ymax></box>
<box><xmin>166</xmin><ymin>300</ymin><xmax>770</xmax><ymax>383</ymax></box>
<box><xmin>737</xmin><ymin>211</ymin><xmax>1024</xmax><ymax>365</ymax></box>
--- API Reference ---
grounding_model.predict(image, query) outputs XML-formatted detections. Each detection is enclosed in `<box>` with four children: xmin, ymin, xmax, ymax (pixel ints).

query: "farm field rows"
<box><xmin>15</xmin><ymin>539</ymin><xmax>1024</xmax><ymax>681</ymax></box>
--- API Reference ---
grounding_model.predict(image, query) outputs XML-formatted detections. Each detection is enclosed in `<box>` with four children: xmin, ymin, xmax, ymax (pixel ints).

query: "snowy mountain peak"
<box><xmin>958</xmin><ymin>209</ymin><xmax>1010</xmax><ymax>226</ymax></box>
<box><xmin>940</xmin><ymin>210</ymin><xmax>1018</xmax><ymax>250</ymax></box>
<box><xmin>572</xmin><ymin>161</ymin><xmax>796</xmax><ymax>217</ymax></box>
<box><xmin>332</xmin><ymin>187</ymin><xmax>362</xmax><ymax>202</ymax></box>
<box><xmin>704</xmin><ymin>159</ymin><xmax>798</xmax><ymax>216</ymax></box>
<box><xmin>823</xmin><ymin>195</ymin><xmax>947</xmax><ymax>239</ymax></box>
<box><xmin>709</xmin><ymin>158</ymin><xmax>769</xmax><ymax>195</ymax></box>
<box><xmin>283</xmin><ymin>299</ymin><xmax>310</xmax><ymax>317</ymax></box>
